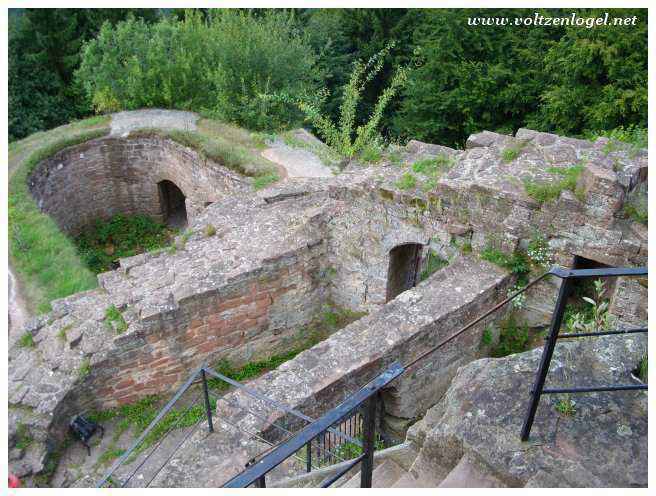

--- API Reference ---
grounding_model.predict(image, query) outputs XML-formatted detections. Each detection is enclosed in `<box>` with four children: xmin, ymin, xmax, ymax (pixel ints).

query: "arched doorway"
<box><xmin>386</xmin><ymin>243</ymin><xmax>423</xmax><ymax>302</ymax></box>
<box><xmin>158</xmin><ymin>180</ymin><xmax>187</xmax><ymax>229</ymax></box>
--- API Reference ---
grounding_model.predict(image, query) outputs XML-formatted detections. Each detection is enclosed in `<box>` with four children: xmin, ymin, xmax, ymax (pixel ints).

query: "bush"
<box><xmin>75</xmin><ymin>214</ymin><xmax>173</xmax><ymax>273</ymax></box>
<box><xmin>491</xmin><ymin>315</ymin><xmax>529</xmax><ymax>357</ymax></box>
<box><xmin>77</xmin><ymin>11</ymin><xmax>317</xmax><ymax>131</ymax></box>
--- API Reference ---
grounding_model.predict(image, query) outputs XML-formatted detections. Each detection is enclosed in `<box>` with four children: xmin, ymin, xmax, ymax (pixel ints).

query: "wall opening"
<box><xmin>158</xmin><ymin>180</ymin><xmax>188</xmax><ymax>229</ymax></box>
<box><xmin>569</xmin><ymin>255</ymin><xmax>615</xmax><ymax>304</ymax></box>
<box><xmin>386</xmin><ymin>243</ymin><xmax>423</xmax><ymax>302</ymax></box>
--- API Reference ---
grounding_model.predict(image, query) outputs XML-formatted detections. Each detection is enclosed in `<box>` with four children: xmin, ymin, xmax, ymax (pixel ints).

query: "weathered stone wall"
<box><xmin>28</xmin><ymin>135</ymin><xmax>250</xmax><ymax>234</ymax></box>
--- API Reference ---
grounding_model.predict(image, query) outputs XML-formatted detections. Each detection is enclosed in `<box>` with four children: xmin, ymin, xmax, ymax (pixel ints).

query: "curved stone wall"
<box><xmin>28</xmin><ymin>135</ymin><xmax>251</xmax><ymax>235</ymax></box>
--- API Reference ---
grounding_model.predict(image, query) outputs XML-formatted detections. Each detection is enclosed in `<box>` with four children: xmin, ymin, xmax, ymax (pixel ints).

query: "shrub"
<box><xmin>75</xmin><ymin>214</ymin><xmax>173</xmax><ymax>274</ymax></box>
<box><xmin>480</xmin><ymin>246</ymin><xmax>530</xmax><ymax>282</ymax></box>
<box><xmin>77</xmin><ymin>11</ymin><xmax>317</xmax><ymax>131</ymax></box>
<box><xmin>299</xmin><ymin>42</ymin><xmax>407</xmax><ymax>159</ymax></box>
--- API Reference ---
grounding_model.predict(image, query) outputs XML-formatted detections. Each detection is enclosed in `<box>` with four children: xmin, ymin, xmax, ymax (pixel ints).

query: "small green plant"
<box><xmin>298</xmin><ymin>42</ymin><xmax>407</xmax><ymax>159</ymax></box>
<box><xmin>253</xmin><ymin>171</ymin><xmax>280</xmax><ymax>190</ymax></box>
<box><xmin>387</xmin><ymin>149</ymin><xmax>403</xmax><ymax>166</ymax></box>
<box><xmin>555</xmin><ymin>395</ymin><xmax>576</xmax><ymax>416</ymax></box>
<box><xmin>75</xmin><ymin>214</ymin><xmax>174</xmax><ymax>274</ymax></box>
<box><xmin>78</xmin><ymin>358</ymin><xmax>91</xmax><ymax>379</ymax></box>
<box><xmin>14</xmin><ymin>423</ymin><xmax>33</xmax><ymax>450</ymax></box>
<box><xmin>359</xmin><ymin>142</ymin><xmax>384</xmax><ymax>163</ymax></box>
<box><xmin>481</xmin><ymin>326</ymin><xmax>493</xmax><ymax>346</ymax></box>
<box><xmin>566</xmin><ymin>280</ymin><xmax>614</xmax><ymax>334</ymax></box>
<box><xmin>395</xmin><ymin>172</ymin><xmax>417</xmax><ymax>190</ymax></box>
<box><xmin>57</xmin><ymin>324</ymin><xmax>73</xmax><ymax>341</ymax></box>
<box><xmin>623</xmin><ymin>201</ymin><xmax>648</xmax><ymax>226</ymax></box>
<box><xmin>419</xmin><ymin>250</ymin><xmax>449</xmax><ymax>282</ymax></box>
<box><xmin>460</xmin><ymin>242</ymin><xmax>473</xmax><ymax>254</ymax></box>
<box><xmin>491</xmin><ymin>315</ymin><xmax>529</xmax><ymax>357</ymax></box>
<box><xmin>523</xmin><ymin>164</ymin><xmax>584</xmax><ymax>205</ymax></box>
<box><xmin>104</xmin><ymin>305</ymin><xmax>128</xmax><ymax>334</ymax></box>
<box><xmin>634</xmin><ymin>354</ymin><xmax>648</xmax><ymax>383</ymax></box>
<box><xmin>19</xmin><ymin>332</ymin><xmax>35</xmax><ymax>348</ymax></box>
<box><xmin>526</xmin><ymin>233</ymin><xmax>553</xmax><ymax>268</ymax></box>
<box><xmin>204</xmin><ymin>224</ymin><xmax>217</xmax><ymax>237</ymax></box>
<box><xmin>97</xmin><ymin>447</ymin><xmax>126</xmax><ymax>466</ymax></box>
<box><xmin>500</xmin><ymin>141</ymin><xmax>526</xmax><ymax>163</ymax></box>
<box><xmin>480</xmin><ymin>246</ymin><xmax>530</xmax><ymax>283</ymax></box>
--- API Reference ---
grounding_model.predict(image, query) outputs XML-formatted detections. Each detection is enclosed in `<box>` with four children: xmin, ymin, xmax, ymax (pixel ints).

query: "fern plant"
<box><xmin>299</xmin><ymin>42</ymin><xmax>407</xmax><ymax>159</ymax></box>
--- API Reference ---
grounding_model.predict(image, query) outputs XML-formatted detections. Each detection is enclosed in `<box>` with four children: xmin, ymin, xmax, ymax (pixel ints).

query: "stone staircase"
<box><xmin>271</xmin><ymin>441</ymin><xmax>505</xmax><ymax>488</ymax></box>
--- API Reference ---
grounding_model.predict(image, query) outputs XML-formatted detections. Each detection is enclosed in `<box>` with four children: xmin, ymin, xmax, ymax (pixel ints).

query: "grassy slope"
<box><xmin>8</xmin><ymin>114</ymin><xmax>283</xmax><ymax>315</ymax></box>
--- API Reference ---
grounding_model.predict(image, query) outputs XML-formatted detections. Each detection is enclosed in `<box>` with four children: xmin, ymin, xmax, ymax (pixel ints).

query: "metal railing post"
<box><xmin>201</xmin><ymin>369</ymin><xmax>214</xmax><ymax>433</ymax></box>
<box><xmin>520</xmin><ymin>276</ymin><xmax>574</xmax><ymax>441</ymax></box>
<box><xmin>360</xmin><ymin>397</ymin><xmax>376</xmax><ymax>488</ymax></box>
<box><xmin>306</xmin><ymin>441</ymin><xmax>312</xmax><ymax>473</ymax></box>
<box><xmin>256</xmin><ymin>475</ymin><xmax>266</xmax><ymax>488</ymax></box>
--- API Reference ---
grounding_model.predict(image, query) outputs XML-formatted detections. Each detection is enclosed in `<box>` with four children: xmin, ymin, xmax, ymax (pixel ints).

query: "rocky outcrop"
<box><xmin>406</xmin><ymin>333</ymin><xmax>647</xmax><ymax>487</ymax></box>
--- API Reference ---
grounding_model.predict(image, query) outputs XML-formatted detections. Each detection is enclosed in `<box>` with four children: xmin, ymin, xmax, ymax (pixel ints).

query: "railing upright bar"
<box><xmin>201</xmin><ymin>369</ymin><xmax>214</xmax><ymax>433</ymax></box>
<box><xmin>360</xmin><ymin>395</ymin><xmax>377</xmax><ymax>488</ymax></box>
<box><xmin>520</xmin><ymin>277</ymin><xmax>574</xmax><ymax>441</ymax></box>
<box><xmin>306</xmin><ymin>441</ymin><xmax>312</xmax><ymax>473</ymax></box>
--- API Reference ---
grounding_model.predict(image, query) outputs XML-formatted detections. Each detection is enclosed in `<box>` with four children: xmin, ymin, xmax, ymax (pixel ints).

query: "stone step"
<box><xmin>438</xmin><ymin>454</ymin><xmax>505</xmax><ymax>488</ymax></box>
<box><xmin>340</xmin><ymin>459</ymin><xmax>407</xmax><ymax>488</ymax></box>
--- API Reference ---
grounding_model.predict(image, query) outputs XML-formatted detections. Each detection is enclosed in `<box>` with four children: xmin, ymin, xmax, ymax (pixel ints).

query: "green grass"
<box><xmin>395</xmin><ymin>172</ymin><xmax>417</xmax><ymax>190</ymax></box>
<box><xmin>481</xmin><ymin>326</ymin><xmax>493</xmax><ymax>347</ymax></box>
<box><xmin>480</xmin><ymin>246</ymin><xmax>530</xmax><ymax>283</ymax></box>
<box><xmin>500</xmin><ymin>141</ymin><xmax>526</xmax><ymax>163</ymax></box>
<box><xmin>75</xmin><ymin>214</ymin><xmax>174</xmax><ymax>274</ymax></box>
<box><xmin>523</xmin><ymin>164</ymin><xmax>585</xmax><ymax>204</ymax></box>
<box><xmin>491</xmin><ymin>315</ymin><xmax>529</xmax><ymax>357</ymax></box>
<box><xmin>419</xmin><ymin>250</ymin><xmax>449</xmax><ymax>282</ymax></box>
<box><xmin>411</xmin><ymin>154</ymin><xmax>454</xmax><ymax>178</ymax></box>
<box><xmin>635</xmin><ymin>355</ymin><xmax>647</xmax><ymax>383</ymax></box>
<box><xmin>204</xmin><ymin>224</ymin><xmax>217</xmax><ymax>237</ymax></box>
<box><xmin>78</xmin><ymin>358</ymin><xmax>91</xmax><ymax>379</ymax></box>
<box><xmin>253</xmin><ymin>171</ymin><xmax>281</xmax><ymax>190</ymax></box>
<box><xmin>14</xmin><ymin>423</ymin><xmax>33</xmax><ymax>450</ymax></box>
<box><xmin>555</xmin><ymin>396</ymin><xmax>576</xmax><ymax>416</ymax></box>
<box><xmin>9</xmin><ymin>128</ymin><xmax>109</xmax><ymax>313</ymax></box>
<box><xmin>97</xmin><ymin>447</ymin><xmax>126</xmax><ymax>466</ymax></box>
<box><xmin>18</xmin><ymin>332</ymin><xmax>35</xmax><ymax>348</ymax></box>
<box><xmin>623</xmin><ymin>202</ymin><xmax>648</xmax><ymax>226</ymax></box>
<box><xmin>104</xmin><ymin>305</ymin><xmax>128</xmax><ymax>334</ymax></box>
<box><xmin>358</xmin><ymin>143</ymin><xmax>384</xmax><ymax>164</ymax></box>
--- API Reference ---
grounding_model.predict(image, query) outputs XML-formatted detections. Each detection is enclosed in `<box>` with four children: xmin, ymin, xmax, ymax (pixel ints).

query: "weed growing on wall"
<box><xmin>491</xmin><ymin>315</ymin><xmax>529</xmax><ymax>357</ymax></box>
<box><xmin>419</xmin><ymin>250</ymin><xmax>448</xmax><ymax>282</ymax></box>
<box><xmin>523</xmin><ymin>164</ymin><xmax>585</xmax><ymax>204</ymax></box>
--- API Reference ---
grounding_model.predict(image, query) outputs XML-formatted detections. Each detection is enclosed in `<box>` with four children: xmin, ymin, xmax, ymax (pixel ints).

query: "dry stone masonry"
<box><xmin>8</xmin><ymin>116</ymin><xmax>648</xmax><ymax>486</ymax></box>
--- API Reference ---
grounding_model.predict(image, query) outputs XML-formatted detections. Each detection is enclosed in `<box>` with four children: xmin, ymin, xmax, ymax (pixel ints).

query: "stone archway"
<box><xmin>386</xmin><ymin>243</ymin><xmax>423</xmax><ymax>302</ymax></box>
<box><xmin>158</xmin><ymin>179</ymin><xmax>188</xmax><ymax>229</ymax></box>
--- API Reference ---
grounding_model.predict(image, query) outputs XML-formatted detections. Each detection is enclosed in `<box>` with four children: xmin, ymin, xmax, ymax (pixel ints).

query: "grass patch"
<box><xmin>623</xmin><ymin>201</ymin><xmax>648</xmax><ymax>226</ymax></box>
<box><xmin>500</xmin><ymin>140</ymin><xmax>526</xmax><ymax>163</ymax></box>
<box><xmin>395</xmin><ymin>172</ymin><xmax>417</xmax><ymax>190</ymax></box>
<box><xmin>78</xmin><ymin>358</ymin><xmax>91</xmax><ymax>379</ymax></box>
<box><xmin>253</xmin><ymin>171</ymin><xmax>281</xmax><ymax>190</ymax></box>
<box><xmin>555</xmin><ymin>396</ymin><xmax>576</xmax><ymax>416</ymax></box>
<box><xmin>523</xmin><ymin>164</ymin><xmax>585</xmax><ymax>204</ymax></box>
<box><xmin>204</xmin><ymin>224</ymin><xmax>217</xmax><ymax>237</ymax></box>
<box><xmin>75</xmin><ymin>214</ymin><xmax>175</xmax><ymax>274</ymax></box>
<box><xmin>411</xmin><ymin>154</ymin><xmax>454</xmax><ymax>177</ymax></box>
<box><xmin>491</xmin><ymin>314</ymin><xmax>529</xmax><ymax>357</ymax></box>
<box><xmin>358</xmin><ymin>143</ymin><xmax>384</xmax><ymax>164</ymax></box>
<box><xmin>481</xmin><ymin>326</ymin><xmax>493</xmax><ymax>346</ymax></box>
<box><xmin>419</xmin><ymin>250</ymin><xmax>449</xmax><ymax>282</ymax></box>
<box><xmin>18</xmin><ymin>332</ymin><xmax>35</xmax><ymax>348</ymax></box>
<box><xmin>104</xmin><ymin>305</ymin><xmax>128</xmax><ymax>334</ymax></box>
<box><xmin>97</xmin><ymin>447</ymin><xmax>126</xmax><ymax>466</ymax></box>
<box><xmin>634</xmin><ymin>355</ymin><xmax>648</xmax><ymax>383</ymax></box>
<box><xmin>14</xmin><ymin>423</ymin><xmax>33</xmax><ymax>450</ymax></box>
<box><xmin>9</xmin><ymin>127</ymin><xmax>110</xmax><ymax>313</ymax></box>
<box><xmin>57</xmin><ymin>324</ymin><xmax>73</xmax><ymax>341</ymax></box>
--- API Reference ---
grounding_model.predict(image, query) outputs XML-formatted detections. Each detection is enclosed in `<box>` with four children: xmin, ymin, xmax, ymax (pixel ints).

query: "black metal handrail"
<box><xmin>520</xmin><ymin>266</ymin><xmax>647</xmax><ymax>441</ymax></box>
<box><xmin>222</xmin><ymin>362</ymin><xmax>405</xmax><ymax>488</ymax></box>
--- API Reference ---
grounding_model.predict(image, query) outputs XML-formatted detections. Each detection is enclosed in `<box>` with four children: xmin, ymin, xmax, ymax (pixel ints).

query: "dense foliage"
<box><xmin>75</xmin><ymin>214</ymin><xmax>175</xmax><ymax>273</ymax></box>
<box><xmin>10</xmin><ymin>8</ymin><xmax>647</xmax><ymax>147</ymax></box>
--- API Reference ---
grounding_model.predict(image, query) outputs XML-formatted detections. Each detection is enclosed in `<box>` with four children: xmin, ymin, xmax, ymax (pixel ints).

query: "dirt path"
<box><xmin>261</xmin><ymin>140</ymin><xmax>334</xmax><ymax>179</ymax></box>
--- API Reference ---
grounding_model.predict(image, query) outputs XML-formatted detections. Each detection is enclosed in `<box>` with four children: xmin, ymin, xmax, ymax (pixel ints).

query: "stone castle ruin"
<box><xmin>8</xmin><ymin>111</ymin><xmax>648</xmax><ymax>487</ymax></box>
